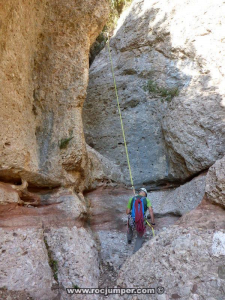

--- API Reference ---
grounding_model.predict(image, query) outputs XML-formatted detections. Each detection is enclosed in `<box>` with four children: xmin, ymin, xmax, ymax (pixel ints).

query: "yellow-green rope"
<box><xmin>106</xmin><ymin>35</ymin><xmax>135</xmax><ymax>195</ymax></box>
<box><xmin>145</xmin><ymin>219</ymin><xmax>155</xmax><ymax>237</ymax></box>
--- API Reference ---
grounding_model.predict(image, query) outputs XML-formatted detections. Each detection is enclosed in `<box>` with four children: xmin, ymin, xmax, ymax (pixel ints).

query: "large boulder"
<box><xmin>44</xmin><ymin>226</ymin><xmax>99</xmax><ymax>300</ymax></box>
<box><xmin>0</xmin><ymin>187</ymin><xmax>100</xmax><ymax>299</ymax></box>
<box><xmin>0</xmin><ymin>228</ymin><xmax>58</xmax><ymax>300</ymax></box>
<box><xmin>0</xmin><ymin>0</ymin><xmax>110</xmax><ymax>191</ymax></box>
<box><xmin>0</xmin><ymin>182</ymin><xmax>21</xmax><ymax>204</ymax></box>
<box><xmin>115</xmin><ymin>156</ymin><xmax>225</xmax><ymax>299</ymax></box>
<box><xmin>150</xmin><ymin>174</ymin><xmax>206</xmax><ymax>216</ymax></box>
<box><xmin>116</xmin><ymin>200</ymin><xmax>225</xmax><ymax>300</ymax></box>
<box><xmin>0</xmin><ymin>226</ymin><xmax>100</xmax><ymax>300</ymax></box>
<box><xmin>83</xmin><ymin>0</ymin><xmax>225</xmax><ymax>189</ymax></box>
<box><xmin>205</xmin><ymin>155</ymin><xmax>225</xmax><ymax>208</ymax></box>
<box><xmin>85</xmin><ymin>144</ymin><xmax>124</xmax><ymax>190</ymax></box>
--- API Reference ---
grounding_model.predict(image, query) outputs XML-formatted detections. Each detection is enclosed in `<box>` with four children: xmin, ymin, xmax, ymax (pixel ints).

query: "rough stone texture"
<box><xmin>85</xmin><ymin>144</ymin><xmax>124</xmax><ymax>190</ymax></box>
<box><xmin>0</xmin><ymin>0</ymin><xmax>45</xmax><ymax>185</ymax></box>
<box><xmin>161</xmin><ymin>0</ymin><xmax>225</xmax><ymax>176</ymax></box>
<box><xmin>84</xmin><ymin>0</ymin><xmax>225</xmax><ymax>189</ymax></box>
<box><xmin>85</xmin><ymin>185</ymin><xmax>133</xmax><ymax>231</ymax></box>
<box><xmin>0</xmin><ymin>186</ymin><xmax>88</xmax><ymax>228</ymax></box>
<box><xmin>116</xmin><ymin>200</ymin><xmax>225</xmax><ymax>300</ymax></box>
<box><xmin>0</xmin><ymin>0</ymin><xmax>110</xmax><ymax>191</ymax></box>
<box><xmin>85</xmin><ymin>186</ymin><xmax>179</xmax><ymax>290</ymax></box>
<box><xmin>44</xmin><ymin>226</ymin><xmax>99</xmax><ymax>300</ymax></box>
<box><xmin>177</xmin><ymin>198</ymin><xmax>225</xmax><ymax>231</ymax></box>
<box><xmin>0</xmin><ymin>187</ymin><xmax>100</xmax><ymax>299</ymax></box>
<box><xmin>0</xmin><ymin>228</ymin><xmax>57</xmax><ymax>300</ymax></box>
<box><xmin>150</xmin><ymin>174</ymin><xmax>206</xmax><ymax>216</ymax></box>
<box><xmin>0</xmin><ymin>226</ymin><xmax>100</xmax><ymax>300</ymax></box>
<box><xmin>0</xmin><ymin>182</ymin><xmax>20</xmax><ymax>204</ymax></box>
<box><xmin>1</xmin><ymin>0</ymin><xmax>225</xmax><ymax>298</ymax></box>
<box><xmin>0</xmin><ymin>289</ymin><xmax>33</xmax><ymax>300</ymax></box>
<box><xmin>206</xmin><ymin>155</ymin><xmax>225</xmax><ymax>208</ymax></box>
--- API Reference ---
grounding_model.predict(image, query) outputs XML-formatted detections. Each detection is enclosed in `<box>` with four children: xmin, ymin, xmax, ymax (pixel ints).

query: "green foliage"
<box><xmin>96</xmin><ymin>32</ymin><xmax>107</xmax><ymax>44</ymax></box>
<box><xmin>72</xmin><ymin>284</ymin><xmax>80</xmax><ymax>289</ymax></box>
<box><xmin>90</xmin><ymin>0</ymin><xmax>133</xmax><ymax>65</ymax></box>
<box><xmin>106</xmin><ymin>0</ymin><xmax>133</xmax><ymax>33</ymax></box>
<box><xmin>90</xmin><ymin>1</ymin><xmax>133</xmax><ymax>65</ymax></box>
<box><xmin>59</xmin><ymin>136</ymin><xmax>73</xmax><ymax>150</ymax></box>
<box><xmin>44</xmin><ymin>237</ymin><xmax>58</xmax><ymax>282</ymax></box>
<box><xmin>144</xmin><ymin>80</ymin><xmax>158</xmax><ymax>93</ymax></box>
<box><xmin>144</xmin><ymin>80</ymin><xmax>179</xmax><ymax>102</ymax></box>
<box><xmin>50</xmin><ymin>259</ymin><xmax>58</xmax><ymax>281</ymax></box>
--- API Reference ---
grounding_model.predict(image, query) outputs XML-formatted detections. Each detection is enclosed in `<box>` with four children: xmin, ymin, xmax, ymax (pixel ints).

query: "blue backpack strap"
<box><xmin>132</xmin><ymin>196</ymin><xmax>145</xmax><ymax>220</ymax></box>
<box><xmin>140</xmin><ymin>197</ymin><xmax>145</xmax><ymax>216</ymax></box>
<box><xmin>131</xmin><ymin>196</ymin><xmax>137</xmax><ymax>220</ymax></box>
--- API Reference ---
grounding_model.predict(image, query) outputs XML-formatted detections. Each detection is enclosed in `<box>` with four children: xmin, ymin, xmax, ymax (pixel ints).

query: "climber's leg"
<box><xmin>127</xmin><ymin>223</ymin><xmax>133</xmax><ymax>244</ymax></box>
<box><xmin>133</xmin><ymin>231</ymin><xmax>144</xmax><ymax>253</ymax></box>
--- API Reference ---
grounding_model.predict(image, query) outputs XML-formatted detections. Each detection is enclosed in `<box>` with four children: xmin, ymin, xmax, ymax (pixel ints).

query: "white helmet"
<box><xmin>139</xmin><ymin>187</ymin><xmax>147</xmax><ymax>196</ymax></box>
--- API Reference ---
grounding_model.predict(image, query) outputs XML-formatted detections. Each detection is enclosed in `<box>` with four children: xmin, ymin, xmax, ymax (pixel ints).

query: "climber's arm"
<box><xmin>126</xmin><ymin>208</ymin><xmax>131</xmax><ymax>215</ymax></box>
<box><xmin>126</xmin><ymin>197</ymin><xmax>132</xmax><ymax>215</ymax></box>
<box><xmin>147</xmin><ymin>198</ymin><xmax>155</xmax><ymax>225</ymax></box>
<box><xmin>149</xmin><ymin>206</ymin><xmax>155</xmax><ymax>225</ymax></box>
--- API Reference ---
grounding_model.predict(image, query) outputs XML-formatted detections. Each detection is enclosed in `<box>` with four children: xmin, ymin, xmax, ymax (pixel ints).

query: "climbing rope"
<box><xmin>106</xmin><ymin>34</ymin><xmax>135</xmax><ymax>195</ymax></box>
<box><xmin>145</xmin><ymin>219</ymin><xmax>155</xmax><ymax>237</ymax></box>
<box><xmin>106</xmin><ymin>34</ymin><xmax>156</xmax><ymax>239</ymax></box>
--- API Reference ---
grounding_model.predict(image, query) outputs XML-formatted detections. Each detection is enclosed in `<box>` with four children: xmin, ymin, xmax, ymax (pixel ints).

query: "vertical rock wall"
<box><xmin>83</xmin><ymin>0</ymin><xmax>225</xmax><ymax>189</ymax></box>
<box><xmin>0</xmin><ymin>0</ymin><xmax>45</xmax><ymax>184</ymax></box>
<box><xmin>0</xmin><ymin>0</ymin><xmax>110</xmax><ymax>191</ymax></box>
<box><xmin>0</xmin><ymin>1</ymin><xmax>112</xmax><ymax>299</ymax></box>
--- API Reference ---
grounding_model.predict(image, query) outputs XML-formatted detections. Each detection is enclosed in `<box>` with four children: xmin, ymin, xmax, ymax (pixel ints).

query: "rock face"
<box><xmin>0</xmin><ymin>228</ymin><xmax>58</xmax><ymax>300</ymax></box>
<box><xmin>85</xmin><ymin>144</ymin><xmax>124</xmax><ymax>190</ymax></box>
<box><xmin>0</xmin><ymin>1</ymin><xmax>128</xmax><ymax>298</ymax></box>
<box><xmin>206</xmin><ymin>155</ymin><xmax>225</xmax><ymax>208</ymax></box>
<box><xmin>0</xmin><ymin>187</ymin><xmax>100</xmax><ymax>299</ymax></box>
<box><xmin>83</xmin><ymin>0</ymin><xmax>225</xmax><ymax>189</ymax></box>
<box><xmin>0</xmin><ymin>182</ymin><xmax>20</xmax><ymax>204</ymax></box>
<box><xmin>1</xmin><ymin>0</ymin><xmax>225</xmax><ymax>298</ymax></box>
<box><xmin>149</xmin><ymin>174</ymin><xmax>206</xmax><ymax>216</ymax></box>
<box><xmin>85</xmin><ymin>186</ymin><xmax>179</xmax><ymax>288</ymax></box>
<box><xmin>0</xmin><ymin>0</ymin><xmax>110</xmax><ymax>191</ymax></box>
<box><xmin>85</xmin><ymin>186</ymin><xmax>133</xmax><ymax>231</ymax></box>
<box><xmin>115</xmin><ymin>158</ymin><xmax>225</xmax><ymax>299</ymax></box>
<box><xmin>116</xmin><ymin>200</ymin><xmax>225</xmax><ymax>300</ymax></box>
<box><xmin>44</xmin><ymin>226</ymin><xmax>99</xmax><ymax>300</ymax></box>
<box><xmin>0</xmin><ymin>225</ymin><xmax>100</xmax><ymax>300</ymax></box>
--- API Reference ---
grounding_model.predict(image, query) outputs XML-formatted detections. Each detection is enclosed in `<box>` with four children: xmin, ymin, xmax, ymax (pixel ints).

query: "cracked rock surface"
<box><xmin>84</xmin><ymin>0</ymin><xmax>225</xmax><ymax>189</ymax></box>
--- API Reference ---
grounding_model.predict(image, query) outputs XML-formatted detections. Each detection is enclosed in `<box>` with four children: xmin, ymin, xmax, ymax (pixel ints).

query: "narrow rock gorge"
<box><xmin>0</xmin><ymin>0</ymin><xmax>225</xmax><ymax>299</ymax></box>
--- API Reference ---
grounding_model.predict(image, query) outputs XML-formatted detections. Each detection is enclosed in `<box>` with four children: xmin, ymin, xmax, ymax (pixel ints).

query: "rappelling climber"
<box><xmin>126</xmin><ymin>187</ymin><xmax>155</xmax><ymax>253</ymax></box>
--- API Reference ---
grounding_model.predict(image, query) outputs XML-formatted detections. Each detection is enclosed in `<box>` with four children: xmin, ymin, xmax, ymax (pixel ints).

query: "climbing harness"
<box><xmin>128</xmin><ymin>214</ymin><xmax>135</xmax><ymax>229</ymax></box>
<box><xmin>127</xmin><ymin>215</ymin><xmax>155</xmax><ymax>237</ymax></box>
<box><xmin>106</xmin><ymin>34</ymin><xmax>135</xmax><ymax>195</ymax></box>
